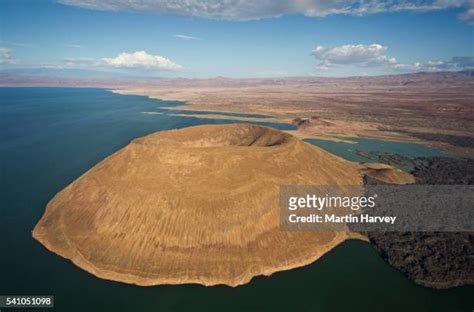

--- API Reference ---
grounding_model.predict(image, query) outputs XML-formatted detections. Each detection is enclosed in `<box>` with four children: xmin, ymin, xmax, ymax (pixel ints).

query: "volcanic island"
<box><xmin>33</xmin><ymin>124</ymin><xmax>410</xmax><ymax>286</ymax></box>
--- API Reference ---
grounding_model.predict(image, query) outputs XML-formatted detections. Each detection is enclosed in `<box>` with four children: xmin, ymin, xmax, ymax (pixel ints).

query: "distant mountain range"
<box><xmin>0</xmin><ymin>68</ymin><xmax>472</xmax><ymax>88</ymax></box>
<box><xmin>0</xmin><ymin>68</ymin><xmax>162</xmax><ymax>87</ymax></box>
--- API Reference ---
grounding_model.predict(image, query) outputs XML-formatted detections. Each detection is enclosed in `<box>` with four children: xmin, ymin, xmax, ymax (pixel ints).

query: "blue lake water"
<box><xmin>0</xmin><ymin>87</ymin><xmax>472</xmax><ymax>312</ymax></box>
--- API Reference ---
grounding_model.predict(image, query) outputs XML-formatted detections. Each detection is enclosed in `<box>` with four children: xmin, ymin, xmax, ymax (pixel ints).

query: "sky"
<box><xmin>0</xmin><ymin>0</ymin><xmax>473</xmax><ymax>78</ymax></box>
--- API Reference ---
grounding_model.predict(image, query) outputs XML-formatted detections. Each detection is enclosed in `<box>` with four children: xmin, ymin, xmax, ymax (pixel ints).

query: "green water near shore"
<box><xmin>1</xmin><ymin>87</ymin><xmax>471</xmax><ymax>311</ymax></box>
<box><xmin>305</xmin><ymin>137</ymin><xmax>457</xmax><ymax>171</ymax></box>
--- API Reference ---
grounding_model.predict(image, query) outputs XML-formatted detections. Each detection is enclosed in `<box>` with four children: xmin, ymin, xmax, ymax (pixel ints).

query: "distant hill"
<box><xmin>0</xmin><ymin>68</ymin><xmax>161</xmax><ymax>87</ymax></box>
<box><xmin>0</xmin><ymin>69</ymin><xmax>472</xmax><ymax>87</ymax></box>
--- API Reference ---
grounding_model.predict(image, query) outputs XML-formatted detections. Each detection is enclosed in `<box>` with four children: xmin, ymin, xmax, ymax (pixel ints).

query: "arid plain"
<box><xmin>114</xmin><ymin>71</ymin><xmax>474</xmax><ymax>157</ymax></box>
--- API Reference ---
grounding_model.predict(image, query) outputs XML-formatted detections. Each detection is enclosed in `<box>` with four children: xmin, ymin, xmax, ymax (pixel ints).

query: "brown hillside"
<box><xmin>33</xmin><ymin>124</ymin><xmax>363</xmax><ymax>286</ymax></box>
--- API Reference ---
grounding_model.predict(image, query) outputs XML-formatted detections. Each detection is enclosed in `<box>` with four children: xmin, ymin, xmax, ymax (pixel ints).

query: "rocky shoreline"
<box><xmin>364</xmin><ymin>157</ymin><xmax>474</xmax><ymax>289</ymax></box>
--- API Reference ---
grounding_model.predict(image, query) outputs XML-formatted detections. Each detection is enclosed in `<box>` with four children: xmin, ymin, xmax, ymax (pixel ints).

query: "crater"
<box><xmin>134</xmin><ymin>124</ymin><xmax>290</xmax><ymax>147</ymax></box>
<box><xmin>33</xmin><ymin>124</ymin><xmax>363</xmax><ymax>287</ymax></box>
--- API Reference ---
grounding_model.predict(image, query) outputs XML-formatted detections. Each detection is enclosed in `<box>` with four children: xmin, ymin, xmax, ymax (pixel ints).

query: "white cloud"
<box><xmin>313</xmin><ymin>43</ymin><xmax>474</xmax><ymax>72</ymax></box>
<box><xmin>57</xmin><ymin>0</ymin><xmax>474</xmax><ymax>23</ymax></box>
<box><xmin>312</xmin><ymin>44</ymin><xmax>397</xmax><ymax>68</ymax></box>
<box><xmin>459</xmin><ymin>5</ymin><xmax>474</xmax><ymax>24</ymax></box>
<box><xmin>174</xmin><ymin>34</ymin><xmax>202</xmax><ymax>40</ymax></box>
<box><xmin>0</xmin><ymin>47</ymin><xmax>14</xmax><ymax>64</ymax></box>
<box><xmin>66</xmin><ymin>44</ymin><xmax>82</xmax><ymax>48</ymax></box>
<box><xmin>101</xmin><ymin>51</ymin><xmax>183</xmax><ymax>71</ymax></box>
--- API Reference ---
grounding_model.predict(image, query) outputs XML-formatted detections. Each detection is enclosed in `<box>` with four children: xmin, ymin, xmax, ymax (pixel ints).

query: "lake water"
<box><xmin>305</xmin><ymin>137</ymin><xmax>456</xmax><ymax>172</ymax></box>
<box><xmin>0</xmin><ymin>87</ymin><xmax>471</xmax><ymax>311</ymax></box>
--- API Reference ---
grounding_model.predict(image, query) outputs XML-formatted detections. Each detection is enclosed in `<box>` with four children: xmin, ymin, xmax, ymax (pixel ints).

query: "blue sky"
<box><xmin>0</xmin><ymin>0</ymin><xmax>473</xmax><ymax>77</ymax></box>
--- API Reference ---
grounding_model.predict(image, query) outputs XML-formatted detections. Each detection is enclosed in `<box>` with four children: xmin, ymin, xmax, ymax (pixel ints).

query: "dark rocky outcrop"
<box><xmin>364</xmin><ymin>157</ymin><xmax>474</xmax><ymax>289</ymax></box>
<box><xmin>292</xmin><ymin>116</ymin><xmax>333</xmax><ymax>130</ymax></box>
<box><xmin>412</xmin><ymin>157</ymin><xmax>474</xmax><ymax>184</ymax></box>
<box><xmin>368</xmin><ymin>231</ymin><xmax>473</xmax><ymax>289</ymax></box>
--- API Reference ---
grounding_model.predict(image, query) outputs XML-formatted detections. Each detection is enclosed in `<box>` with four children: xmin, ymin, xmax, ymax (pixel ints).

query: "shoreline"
<box><xmin>111</xmin><ymin>87</ymin><xmax>474</xmax><ymax>158</ymax></box>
